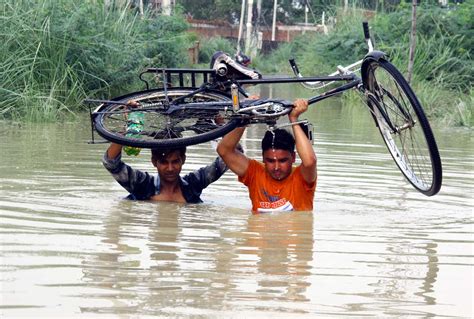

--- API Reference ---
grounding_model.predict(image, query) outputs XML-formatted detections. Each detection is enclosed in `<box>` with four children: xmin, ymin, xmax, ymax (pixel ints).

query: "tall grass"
<box><xmin>373</xmin><ymin>3</ymin><xmax>473</xmax><ymax>92</ymax></box>
<box><xmin>1</xmin><ymin>2</ymin><xmax>83</xmax><ymax>121</ymax></box>
<box><xmin>367</xmin><ymin>4</ymin><xmax>473</xmax><ymax>127</ymax></box>
<box><xmin>412</xmin><ymin>82</ymin><xmax>472</xmax><ymax>127</ymax></box>
<box><xmin>0</xmin><ymin>0</ymin><xmax>191</xmax><ymax>122</ymax></box>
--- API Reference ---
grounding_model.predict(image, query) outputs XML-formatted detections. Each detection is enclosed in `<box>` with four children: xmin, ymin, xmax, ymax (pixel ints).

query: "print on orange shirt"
<box><xmin>239</xmin><ymin>159</ymin><xmax>315</xmax><ymax>212</ymax></box>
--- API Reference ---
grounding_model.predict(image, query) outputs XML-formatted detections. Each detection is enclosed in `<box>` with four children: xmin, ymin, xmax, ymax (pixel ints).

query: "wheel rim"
<box><xmin>370</xmin><ymin>66</ymin><xmax>435</xmax><ymax>192</ymax></box>
<box><xmin>96</xmin><ymin>89</ymin><xmax>234</xmax><ymax>148</ymax></box>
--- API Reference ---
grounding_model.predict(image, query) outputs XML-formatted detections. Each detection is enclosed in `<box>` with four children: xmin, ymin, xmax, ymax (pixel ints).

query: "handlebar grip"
<box><xmin>289</xmin><ymin>58</ymin><xmax>300</xmax><ymax>76</ymax></box>
<box><xmin>363</xmin><ymin>21</ymin><xmax>370</xmax><ymax>40</ymax></box>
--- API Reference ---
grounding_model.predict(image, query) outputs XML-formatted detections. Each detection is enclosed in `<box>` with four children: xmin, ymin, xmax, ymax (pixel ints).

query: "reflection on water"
<box><xmin>0</xmin><ymin>98</ymin><xmax>472</xmax><ymax>318</ymax></box>
<box><xmin>78</xmin><ymin>203</ymin><xmax>314</xmax><ymax>316</ymax></box>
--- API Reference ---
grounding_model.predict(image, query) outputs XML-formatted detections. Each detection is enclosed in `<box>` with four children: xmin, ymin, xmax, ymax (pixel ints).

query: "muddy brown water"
<box><xmin>0</xmin><ymin>94</ymin><xmax>472</xmax><ymax>318</ymax></box>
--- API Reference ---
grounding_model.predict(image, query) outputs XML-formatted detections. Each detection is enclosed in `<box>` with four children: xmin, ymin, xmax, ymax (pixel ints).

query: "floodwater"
<box><xmin>0</xmin><ymin>94</ymin><xmax>472</xmax><ymax>318</ymax></box>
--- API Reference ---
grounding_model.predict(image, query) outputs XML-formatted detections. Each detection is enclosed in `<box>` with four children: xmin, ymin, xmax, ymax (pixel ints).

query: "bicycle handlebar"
<box><xmin>363</xmin><ymin>21</ymin><xmax>370</xmax><ymax>40</ymax></box>
<box><xmin>363</xmin><ymin>21</ymin><xmax>374</xmax><ymax>52</ymax></box>
<box><xmin>289</xmin><ymin>58</ymin><xmax>300</xmax><ymax>77</ymax></box>
<box><xmin>289</xmin><ymin>21</ymin><xmax>373</xmax><ymax>90</ymax></box>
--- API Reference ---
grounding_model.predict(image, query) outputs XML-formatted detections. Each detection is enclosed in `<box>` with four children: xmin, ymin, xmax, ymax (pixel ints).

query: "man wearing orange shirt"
<box><xmin>217</xmin><ymin>99</ymin><xmax>317</xmax><ymax>212</ymax></box>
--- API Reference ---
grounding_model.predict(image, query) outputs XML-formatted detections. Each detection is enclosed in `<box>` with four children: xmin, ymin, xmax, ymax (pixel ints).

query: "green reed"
<box><xmin>0</xmin><ymin>0</ymin><xmax>190</xmax><ymax>122</ymax></box>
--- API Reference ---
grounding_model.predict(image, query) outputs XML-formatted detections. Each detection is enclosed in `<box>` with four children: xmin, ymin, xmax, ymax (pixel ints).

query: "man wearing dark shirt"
<box><xmin>102</xmin><ymin>142</ymin><xmax>228</xmax><ymax>203</ymax></box>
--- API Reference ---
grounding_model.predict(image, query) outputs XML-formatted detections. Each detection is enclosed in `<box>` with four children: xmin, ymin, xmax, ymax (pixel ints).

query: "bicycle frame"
<box><xmin>88</xmin><ymin>52</ymin><xmax>367</xmax><ymax>146</ymax></box>
<box><xmin>94</xmin><ymin>20</ymin><xmax>393</xmax><ymax>143</ymax></box>
<box><xmin>89</xmin><ymin>21</ymin><xmax>378</xmax><ymax>144</ymax></box>
<box><xmin>136</xmin><ymin>21</ymin><xmax>377</xmax><ymax>113</ymax></box>
<box><xmin>136</xmin><ymin>69</ymin><xmax>361</xmax><ymax>110</ymax></box>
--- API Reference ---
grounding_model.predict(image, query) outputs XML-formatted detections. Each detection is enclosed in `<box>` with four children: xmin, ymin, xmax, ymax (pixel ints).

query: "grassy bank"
<box><xmin>1</xmin><ymin>1</ymin><xmax>471</xmax><ymax>127</ymax></box>
<box><xmin>0</xmin><ymin>0</ymin><xmax>192</xmax><ymax>122</ymax></box>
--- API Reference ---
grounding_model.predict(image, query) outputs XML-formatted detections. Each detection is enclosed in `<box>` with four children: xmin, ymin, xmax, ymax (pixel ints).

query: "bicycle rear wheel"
<box><xmin>363</xmin><ymin>59</ymin><xmax>442</xmax><ymax>196</ymax></box>
<box><xmin>93</xmin><ymin>88</ymin><xmax>239</xmax><ymax>149</ymax></box>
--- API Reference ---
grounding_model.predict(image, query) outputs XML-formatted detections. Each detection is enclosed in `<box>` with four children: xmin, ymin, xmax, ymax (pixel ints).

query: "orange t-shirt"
<box><xmin>238</xmin><ymin>159</ymin><xmax>316</xmax><ymax>212</ymax></box>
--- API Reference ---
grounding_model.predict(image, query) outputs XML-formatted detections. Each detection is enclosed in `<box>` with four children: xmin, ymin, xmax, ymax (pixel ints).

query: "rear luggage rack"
<box><xmin>139</xmin><ymin>68</ymin><xmax>217</xmax><ymax>90</ymax></box>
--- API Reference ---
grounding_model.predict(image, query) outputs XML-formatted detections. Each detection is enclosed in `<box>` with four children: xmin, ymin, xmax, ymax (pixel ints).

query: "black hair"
<box><xmin>151</xmin><ymin>147</ymin><xmax>186</xmax><ymax>163</ymax></box>
<box><xmin>261</xmin><ymin>129</ymin><xmax>295</xmax><ymax>153</ymax></box>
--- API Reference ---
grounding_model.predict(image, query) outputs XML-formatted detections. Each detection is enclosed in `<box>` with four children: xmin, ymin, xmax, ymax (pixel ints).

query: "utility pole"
<box><xmin>272</xmin><ymin>0</ymin><xmax>277</xmax><ymax>41</ymax></box>
<box><xmin>256</xmin><ymin>0</ymin><xmax>262</xmax><ymax>24</ymax></box>
<box><xmin>256</xmin><ymin>0</ymin><xmax>262</xmax><ymax>50</ymax></box>
<box><xmin>303</xmin><ymin>3</ymin><xmax>308</xmax><ymax>34</ymax></box>
<box><xmin>162</xmin><ymin>0</ymin><xmax>172</xmax><ymax>15</ymax></box>
<box><xmin>138</xmin><ymin>0</ymin><xmax>144</xmax><ymax>16</ymax></box>
<box><xmin>244</xmin><ymin>0</ymin><xmax>254</xmax><ymax>55</ymax></box>
<box><xmin>237</xmin><ymin>0</ymin><xmax>246</xmax><ymax>53</ymax></box>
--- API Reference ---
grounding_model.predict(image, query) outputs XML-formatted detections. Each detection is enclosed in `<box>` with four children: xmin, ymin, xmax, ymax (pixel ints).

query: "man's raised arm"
<box><xmin>290</xmin><ymin>99</ymin><xmax>317</xmax><ymax>184</ymax></box>
<box><xmin>216</xmin><ymin>127</ymin><xmax>249</xmax><ymax>177</ymax></box>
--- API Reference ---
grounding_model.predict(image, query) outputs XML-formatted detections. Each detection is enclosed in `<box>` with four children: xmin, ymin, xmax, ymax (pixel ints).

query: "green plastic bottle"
<box><xmin>123</xmin><ymin>111</ymin><xmax>145</xmax><ymax>156</ymax></box>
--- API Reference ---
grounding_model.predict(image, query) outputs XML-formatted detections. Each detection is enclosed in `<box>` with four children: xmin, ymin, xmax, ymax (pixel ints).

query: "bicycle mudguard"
<box><xmin>361</xmin><ymin>50</ymin><xmax>387</xmax><ymax>85</ymax></box>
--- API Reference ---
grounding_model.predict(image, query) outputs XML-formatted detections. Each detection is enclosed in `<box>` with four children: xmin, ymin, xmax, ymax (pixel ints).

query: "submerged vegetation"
<box><xmin>0</xmin><ymin>0</ymin><xmax>472</xmax><ymax>127</ymax></box>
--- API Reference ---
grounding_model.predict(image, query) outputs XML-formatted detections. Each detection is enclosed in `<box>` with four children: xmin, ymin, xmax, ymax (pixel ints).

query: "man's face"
<box><xmin>153</xmin><ymin>151</ymin><xmax>184</xmax><ymax>183</ymax></box>
<box><xmin>262</xmin><ymin>149</ymin><xmax>295</xmax><ymax>181</ymax></box>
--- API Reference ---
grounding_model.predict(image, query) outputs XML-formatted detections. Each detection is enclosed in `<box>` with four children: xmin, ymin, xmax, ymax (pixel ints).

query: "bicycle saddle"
<box><xmin>210</xmin><ymin>51</ymin><xmax>262</xmax><ymax>80</ymax></box>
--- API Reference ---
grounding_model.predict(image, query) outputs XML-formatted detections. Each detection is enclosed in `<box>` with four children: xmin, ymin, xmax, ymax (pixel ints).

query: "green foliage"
<box><xmin>258</xmin><ymin>3</ymin><xmax>472</xmax><ymax>126</ymax></box>
<box><xmin>196</xmin><ymin>37</ymin><xmax>237</xmax><ymax>66</ymax></box>
<box><xmin>372</xmin><ymin>2</ymin><xmax>473</xmax><ymax>91</ymax></box>
<box><xmin>176</xmin><ymin>0</ymin><xmax>242</xmax><ymax>23</ymax></box>
<box><xmin>253</xmin><ymin>43</ymin><xmax>295</xmax><ymax>74</ymax></box>
<box><xmin>386</xmin><ymin>34</ymin><xmax>472</xmax><ymax>91</ymax></box>
<box><xmin>413</xmin><ymin>82</ymin><xmax>473</xmax><ymax>127</ymax></box>
<box><xmin>256</xmin><ymin>8</ymin><xmax>369</xmax><ymax>75</ymax></box>
<box><xmin>0</xmin><ymin>0</ymin><xmax>191</xmax><ymax>121</ymax></box>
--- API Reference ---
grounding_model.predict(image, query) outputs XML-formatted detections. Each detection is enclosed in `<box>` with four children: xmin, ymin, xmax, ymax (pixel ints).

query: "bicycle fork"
<box><xmin>365</xmin><ymin>90</ymin><xmax>416</xmax><ymax>134</ymax></box>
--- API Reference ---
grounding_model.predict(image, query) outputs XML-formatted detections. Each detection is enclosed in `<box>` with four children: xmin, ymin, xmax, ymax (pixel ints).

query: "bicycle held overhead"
<box><xmin>86</xmin><ymin>22</ymin><xmax>442</xmax><ymax>197</ymax></box>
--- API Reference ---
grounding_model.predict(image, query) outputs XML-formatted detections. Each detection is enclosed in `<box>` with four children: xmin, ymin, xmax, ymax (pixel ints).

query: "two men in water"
<box><xmin>103</xmin><ymin>99</ymin><xmax>317</xmax><ymax>211</ymax></box>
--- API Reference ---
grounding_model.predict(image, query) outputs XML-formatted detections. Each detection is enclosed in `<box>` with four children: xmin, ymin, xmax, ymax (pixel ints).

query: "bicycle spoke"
<box><xmin>386</xmin><ymin>77</ymin><xmax>434</xmax><ymax>187</ymax></box>
<box><xmin>94</xmin><ymin>89</ymin><xmax>238</xmax><ymax>149</ymax></box>
<box><xmin>375</xmin><ymin>86</ymin><xmax>410</xmax><ymax>131</ymax></box>
<box><xmin>406</xmin><ymin>129</ymin><xmax>432</xmax><ymax>186</ymax></box>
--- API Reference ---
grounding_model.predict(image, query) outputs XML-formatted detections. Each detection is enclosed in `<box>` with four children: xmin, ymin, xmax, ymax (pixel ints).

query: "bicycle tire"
<box><xmin>363</xmin><ymin>59</ymin><xmax>442</xmax><ymax>196</ymax></box>
<box><xmin>93</xmin><ymin>88</ymin><xmax>240</xmax><ymax>149</ymax></box>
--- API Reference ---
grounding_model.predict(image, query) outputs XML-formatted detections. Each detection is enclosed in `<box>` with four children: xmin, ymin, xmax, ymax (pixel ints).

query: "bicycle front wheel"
<box><xmin>363</xmin><ymin>59</ymin><xmax>442</xmax><ymax>196</ymax></box>
<box><xmin>93</xmin><ymin>88</ymin><xmax>240</xmax><ymax>149</ymax></box>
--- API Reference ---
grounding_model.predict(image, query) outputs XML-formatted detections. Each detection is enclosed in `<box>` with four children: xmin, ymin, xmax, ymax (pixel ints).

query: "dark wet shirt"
<box><xmin>102</xmin><ymin>152</ymin><xmax>228</xmax><ymax>203</ymax></box>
